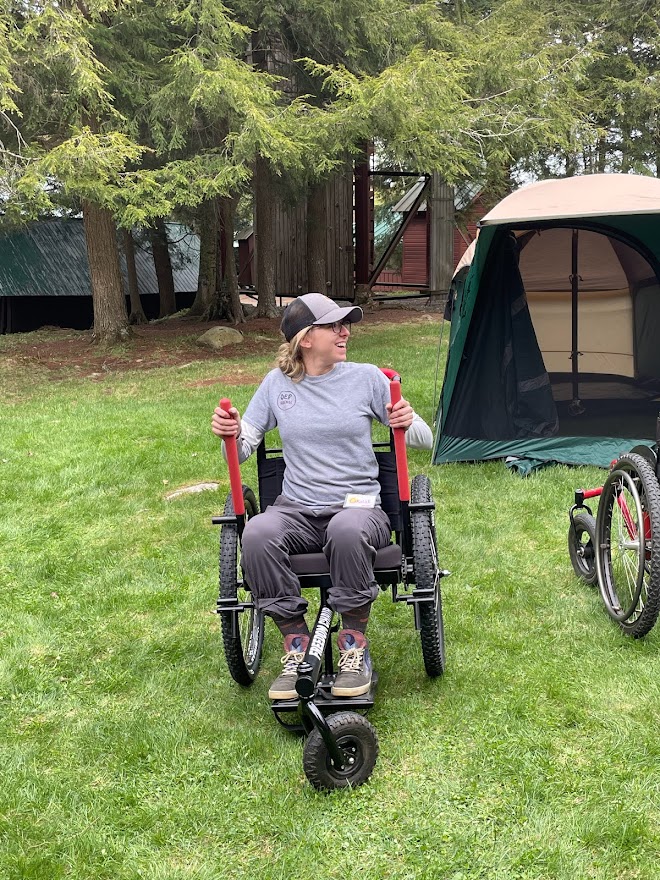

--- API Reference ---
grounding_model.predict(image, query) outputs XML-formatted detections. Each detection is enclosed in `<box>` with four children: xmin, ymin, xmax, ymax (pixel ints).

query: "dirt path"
<box><xmin>1</xmin><ymin>307</ymin><xmax>439</xmax><ymax>379</ymax></box>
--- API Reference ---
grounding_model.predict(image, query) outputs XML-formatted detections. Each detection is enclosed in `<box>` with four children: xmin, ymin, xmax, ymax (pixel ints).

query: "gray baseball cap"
<box><xmin>280</xmin><ymin>293</ymin><xmax>363</xmax><ymax>342</ymax></box>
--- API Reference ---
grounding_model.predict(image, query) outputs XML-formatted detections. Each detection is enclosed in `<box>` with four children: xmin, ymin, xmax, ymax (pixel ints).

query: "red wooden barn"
<box><xmin>376</xmin><ymin>181</ymin><xmax>489</xmax><ymax>289</ymax></box>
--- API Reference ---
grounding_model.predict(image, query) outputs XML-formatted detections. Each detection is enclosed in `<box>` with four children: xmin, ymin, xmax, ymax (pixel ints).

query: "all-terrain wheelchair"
<box><xmin>567</xmin><ymin>421</ymin><xmax>660</xmax><ymax>638</ymax></box>
<box><xmin>213</xmin><ymin>371</ymin><xmax>446</xmax><ymax>790</ymax></box>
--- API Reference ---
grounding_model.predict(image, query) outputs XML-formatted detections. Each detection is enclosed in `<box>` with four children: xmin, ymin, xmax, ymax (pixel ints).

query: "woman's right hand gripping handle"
<box><xmin>389</xmin><ymin>380</ymin><xmax>411</xmax><ymax>503</ymax></box>
<box><xmin>213</xmin><ymin>398</ymin><xmax>245</xmax><ymax>517</ymax></box>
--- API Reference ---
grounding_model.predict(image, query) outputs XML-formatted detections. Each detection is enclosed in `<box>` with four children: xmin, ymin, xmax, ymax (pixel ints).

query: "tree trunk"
<box><xmin>123</xmin><ymin>229</ymin><xmax>147</xmax><ymax>324</ymax></box>
<box><xmin>150</xmin><ymin>218</ymin><xmax>177</xmax><ymax>318</ymax></box>
<box><xmin>354</xmin><ymin>147</ymin><xmax>372</xmax><ymax>290</ymax></box>
<box><xmin>82</xmin><ymin>199</ymin><xmax>130</xmax><ymax>344</ymax></box>
<box><xmin>189</xmin><ymin>199</ymin><xmax>219</xmax><ymax>318</ymax></box>
<box><xmin>254</xmin><ymin>156</ymin><xmax>278</xmax><ymax>317</ymax></box>
<box><xmin>565</xmin><ymin>150</ymin><xmax>578</xmax><ymax>176</ymax></box>
<box><xmin>621</xmin><ymin>122</ymin><xmax>631</xmax><ymax>173</ymax></box>
<box><xmin>306</xmin><ymin>179</ymin><xmax>327</xmax><ymax>294</ymax></box>
<box><xmin>218</xmin><ymin>195</ymin><xmax>245</xmax><ymax>323</ymax></box>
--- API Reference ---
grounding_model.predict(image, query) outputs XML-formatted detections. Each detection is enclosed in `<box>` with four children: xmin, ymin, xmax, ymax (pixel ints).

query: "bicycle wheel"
<box><xmin>568</xmin><ymin>512</ymin><xmax>597</xmax><ymax>586</ymax></box>
<box><xmin>219</xmin><ymin>486</ymin><xmax>265</xmax><ymax>683</ymax></box>
<box><xmin>410</xmin><ymin>474</ymin><xmax>445</xmax><ymax>676</ymax></box>
<box><xmin>595</xmin><ymin>452</ymin><xmax>660</xmax><ymax>637</ymax></box>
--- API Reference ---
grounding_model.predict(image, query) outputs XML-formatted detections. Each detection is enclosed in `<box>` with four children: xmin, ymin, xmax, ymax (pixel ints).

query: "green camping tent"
<box><xmin>434</xmin><ymin>174</ymin><xmax>660</xmax><ymax>472</ymax></box>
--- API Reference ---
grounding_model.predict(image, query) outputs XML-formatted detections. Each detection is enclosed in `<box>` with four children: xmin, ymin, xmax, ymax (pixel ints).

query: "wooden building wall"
<box><xmin>325</xmin><ymin>173</ymin><xmax>354</xmax><ymax>299</ymax></box>
<box><xmin>237</xmin><ymin>236</ymin><xmax>254</xmax><ymax>286</ymax></box>
<box><xmin>401</xmin><ymin>215</ymin><xmax>428</xmax><ymax>285</ymax></box>
<box><xmin>264</xmin><ymin>172</ymin><xmax>353</xmax><ymax>298</ymax></box>
<box><xmin>249</xmin><ymin>175</ymin><xmax>490</xmax><ymax>297</ymax></box>
<box><xmin>274</xmin><ymin>200</ymin><xmax>307</xmax><ymax>296</ymax></box>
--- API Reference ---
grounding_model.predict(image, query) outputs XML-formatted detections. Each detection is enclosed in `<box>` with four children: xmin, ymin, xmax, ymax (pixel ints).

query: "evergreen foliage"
<box><xmin>2</xmin><ymin>0</ymin><xmax>659</xmax><ymax>336</ymax></box>
<box><xmin>0</xmin><ymin>0</ymin><xmax>602</xmax><ymax>224</ymax></box>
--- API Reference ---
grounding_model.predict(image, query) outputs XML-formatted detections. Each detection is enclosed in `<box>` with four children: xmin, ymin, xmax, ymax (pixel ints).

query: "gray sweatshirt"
<box><xmin>223</xmin><ymin>362</ymin><xmax>433</xmax><ymax>511</ymax></box>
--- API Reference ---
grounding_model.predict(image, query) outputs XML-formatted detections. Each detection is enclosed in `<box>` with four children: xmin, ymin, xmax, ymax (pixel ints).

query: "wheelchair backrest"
<box><xmin>256</xmin><ymin>440</ymin><xmax>403</xmax><ymax>533</ymax></box>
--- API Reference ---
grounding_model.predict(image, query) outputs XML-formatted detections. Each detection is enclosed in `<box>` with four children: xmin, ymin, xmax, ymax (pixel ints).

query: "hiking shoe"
<box><xmin>331</xmin><ymin>630</ymin><xmax>372</xmax><ymax>697</ymax></box>
<box><xmin>268</xmin><ymin>634</ymin><xmax>309</xmax><ymax>700</ymax></box>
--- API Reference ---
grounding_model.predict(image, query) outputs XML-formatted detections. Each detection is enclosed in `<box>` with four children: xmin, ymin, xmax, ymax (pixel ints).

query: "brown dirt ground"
<box><xmin>2</xmin><ymin>306</ymin><xmax>439</xmax><ymax>381</ymax></box>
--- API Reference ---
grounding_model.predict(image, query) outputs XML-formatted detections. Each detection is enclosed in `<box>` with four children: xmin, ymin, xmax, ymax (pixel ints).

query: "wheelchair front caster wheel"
<box><xmin>568</xmin><ymin>512</ymin><xmax>597</xmax><ymax>586</ymax></box>
<box><xmin>302</xmin><ymin>712</ymin><xmax>379</xmax><ymax>791</ymax></box>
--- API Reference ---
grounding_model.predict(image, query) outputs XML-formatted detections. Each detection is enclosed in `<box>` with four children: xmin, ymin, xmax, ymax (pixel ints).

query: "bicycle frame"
<box><xmin>571</xmin><ymin>483</ymin><xmax>651</xmax><ymax>546</ymax></box>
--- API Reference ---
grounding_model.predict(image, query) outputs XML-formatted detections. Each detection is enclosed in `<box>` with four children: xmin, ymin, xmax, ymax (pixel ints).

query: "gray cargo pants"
<box><xmin>240</xmin><ymin>495</ymin><xmax>392</xmax><ymax>621</ymax></box>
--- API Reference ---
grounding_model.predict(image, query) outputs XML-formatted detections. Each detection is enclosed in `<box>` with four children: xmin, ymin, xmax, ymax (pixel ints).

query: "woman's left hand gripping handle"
<box><xmin>218</xmin><ymin>398</ymin><xmax>245</xmax><ymax>517</ymax></box>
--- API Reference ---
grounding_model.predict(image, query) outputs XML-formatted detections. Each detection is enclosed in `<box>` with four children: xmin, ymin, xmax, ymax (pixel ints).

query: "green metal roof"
<box><xmin>0</xmin><ymin>219</ymin><xmax>199</xmax><ymax>297</ymax></box>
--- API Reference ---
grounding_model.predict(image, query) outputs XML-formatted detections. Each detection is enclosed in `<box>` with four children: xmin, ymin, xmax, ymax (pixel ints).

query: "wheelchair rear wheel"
<box><xmin>595</xmin><ymin>453</ymin><xmax>660</xmax><ymax>637</ymax></box>
<box><xmin>219</xmin><ymin>487</ymin><xmax>265</xmax><ymax>684</ymax></box>
<box><xmin>411</xmin><ymin>474</ymin><xmax>445</xmax><ymax>676</ymax></box>
<box><xmin>302</xmin><ymin>712</ymin><xmax>378</xmax><ymax>790</ymax></box>
<box><xmin>568</xmin><ymin>512</ymin><xmax>597</xmax><ymax>585</ymax></box>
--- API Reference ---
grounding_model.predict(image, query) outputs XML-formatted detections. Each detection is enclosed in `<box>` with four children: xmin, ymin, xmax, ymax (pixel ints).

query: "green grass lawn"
<box><xmin>1</xmin><ymin>318</ymin><xmax>659</xmax><ymax>880</ymax></box>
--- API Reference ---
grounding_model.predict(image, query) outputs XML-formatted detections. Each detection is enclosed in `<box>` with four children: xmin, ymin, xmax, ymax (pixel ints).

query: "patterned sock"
<box><xmin>272</xmin><ymin>615</ymin><xmax>310</xmax><ymax>639</ymax></box>
<box><xmin>341</xmin><ymin>603</ymin><xmax>371</xmax><ymax>635</ymax></box>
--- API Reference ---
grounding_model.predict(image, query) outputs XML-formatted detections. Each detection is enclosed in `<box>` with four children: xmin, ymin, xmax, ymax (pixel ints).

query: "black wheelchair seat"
<box><xmin>289</xmin><ymin>543</ymin><xmax>403</xmax><ymax>576</ymax></box>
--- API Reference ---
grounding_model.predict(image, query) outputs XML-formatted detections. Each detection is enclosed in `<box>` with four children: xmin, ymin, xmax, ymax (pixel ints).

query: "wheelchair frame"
<box><xmin>212</xmin><ymin>373</ymin><xmax>447</xmax><ymax>790</ymax></box>
<box><xmin>568</xmin><ymin>416</ymin><xmax>660</xmax><ymax>638</ymax></box>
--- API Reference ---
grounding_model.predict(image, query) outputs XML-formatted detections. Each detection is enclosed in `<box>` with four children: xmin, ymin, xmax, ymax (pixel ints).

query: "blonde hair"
<box><xmin>276</xmin><ymin>325</ymin><xmax>312</xmax><ymax>382</ymax></box>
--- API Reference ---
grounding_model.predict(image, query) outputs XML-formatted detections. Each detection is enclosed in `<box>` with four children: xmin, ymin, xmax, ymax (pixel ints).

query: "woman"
<box><xmin>212</xmin><ymin>293</ymin><xmax>433</xmax><ymax>700</ymax></box>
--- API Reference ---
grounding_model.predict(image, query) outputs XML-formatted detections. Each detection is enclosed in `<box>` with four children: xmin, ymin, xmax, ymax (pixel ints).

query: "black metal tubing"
<box><xmin>211</xmin><ymin>511</ymin><xmax>246</xmax><ymax>539</ymax></box>
<box><xmin>216</xmin><ymin>596</ymin><xmax>254</xmax><ymax>613</ymax></box>
<box><xmin>570</xmin><ymin>229</ymin><xmax>581</xmax><ymax>405</ymax></box>
<box><xmin>301</xmin><ymin>700</ymin><xmax>346</xmax><ymax>769</ymax></box>
<box><xmin>292</xmin><ymin>600</ymin><xmax>348</xmax><ymax>770</ymax></box>
<box><xmin>569</xmin><ymin>502</ymin><xmax>593</xmax><ymax>532</ymax></box>
<box><xmin>398</xmin><ymin>499</ymin><xmax>411</xmax><ymax>560</ymax></box>
<box><xmin>216</xmin><ymin>595</ymin><xmax>255</xmax><ymax>640</ymax></box>
<box><xmin>406</xmin><ymin>586</ymin><xmax>437</xmax><ymax>604</ymax></box>
<box><xmin>296</xmin><ymin>603</ymin><xmax>334</xmax><ymax>699</ymax></box>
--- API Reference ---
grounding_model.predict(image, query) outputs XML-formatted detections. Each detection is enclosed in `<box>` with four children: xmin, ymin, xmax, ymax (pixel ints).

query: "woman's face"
<box><xmin>301</xmin><ymin>320</ymin><xmax>351</xmax><ymax>372</ymax></box>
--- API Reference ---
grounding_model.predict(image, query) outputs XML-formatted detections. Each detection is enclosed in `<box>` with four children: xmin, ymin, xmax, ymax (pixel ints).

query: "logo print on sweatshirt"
<box><xmin>277</xmin><ymin>391</ymin><xmax>296</xmax><ymax>411</ymax></box>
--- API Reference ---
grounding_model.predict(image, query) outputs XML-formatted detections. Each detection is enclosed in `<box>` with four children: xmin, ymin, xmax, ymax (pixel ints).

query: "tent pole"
<box><xmin>569</xmin><ymin>229</ymin><xmax>585</xmax><ymax>415</ymax></box>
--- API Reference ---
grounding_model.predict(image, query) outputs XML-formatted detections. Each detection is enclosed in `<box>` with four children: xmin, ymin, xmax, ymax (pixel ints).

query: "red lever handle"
<box><xmin>389</xmin><ymin>380</ymin><xmax>410</xmax><ymax>503</ymax></box>
<box><xmin>219</xmin><ymin>397</ymin><xmax>244</xmax><ymax>516</ymax></box>
<box><xmin>381</xmin><ymin>368</ymin><xmax>401</xmax><ymax>382</ymax></box>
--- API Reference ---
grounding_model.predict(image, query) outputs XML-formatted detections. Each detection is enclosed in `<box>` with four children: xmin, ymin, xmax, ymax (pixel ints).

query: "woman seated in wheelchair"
<box><xmin>211</xmin><ymin>293</ymin><xmax>433</xmax><ymax>701</ymax></box>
